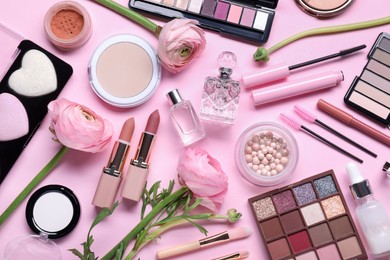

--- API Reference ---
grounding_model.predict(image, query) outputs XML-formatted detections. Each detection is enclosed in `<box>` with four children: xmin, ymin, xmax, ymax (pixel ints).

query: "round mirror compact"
<box><xmin>4</xmin><ymin>185</ymin><xmax>80</xmax><ymax>259</ymax></box>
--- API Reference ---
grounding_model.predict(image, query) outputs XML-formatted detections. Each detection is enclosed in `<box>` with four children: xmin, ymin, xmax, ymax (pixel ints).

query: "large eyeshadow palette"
<box><xmin>128</xmin><ymin>0</ymin><xmax>278</xmax><ymax>43</ymax></box>
<box><xmin>248</xmin><ymin>170</ymin><xmax>367</xmax><ymax>260</ymax></box>
<box><xmin>344</xmin><ymin>32</ymin><xmax>390</xmax><ymax>127</ymax></box>
<box><xmin>0</xmin><ymin>39</ymin><xmax>73</xmax><ymax>184</ymax></box>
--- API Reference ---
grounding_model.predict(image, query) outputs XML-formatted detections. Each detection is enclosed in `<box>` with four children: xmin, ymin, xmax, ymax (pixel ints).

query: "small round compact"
<box><xmin>89</xmin><ymin>34</ymin><xmax>161</xmax><ymax>108</ymax></box>
<box><xmin>4</xmin><ymin>185</ymin><xmax>80</xmax><ymax>259</ymax></box>
<box><xmin>295</xmin><ymin>0</ymin><xmax>354</xmax><ymax>17</ymax></box>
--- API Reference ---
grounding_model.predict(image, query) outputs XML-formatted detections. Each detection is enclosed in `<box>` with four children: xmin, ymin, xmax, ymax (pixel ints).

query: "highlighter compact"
<box><xmin>0</xmin><ymin>22</ymin><xmax>73</xmax><ymax>184</ymax></box>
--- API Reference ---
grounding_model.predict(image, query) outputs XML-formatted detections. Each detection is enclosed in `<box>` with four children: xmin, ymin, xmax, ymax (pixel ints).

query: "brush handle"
<box><xmin>157</xmin><ymin>241</ymin><xmax>200</xmax><ymax>259</ymax></box>
<box><xmin>301</xmin><ymin>125</ymin><xmax>363</xmax><ymax>163</ymax></box>
<box><xmin>315</xmin><ymin>119</ymin><xmax>377</xmax><ymax>157</ymax></box>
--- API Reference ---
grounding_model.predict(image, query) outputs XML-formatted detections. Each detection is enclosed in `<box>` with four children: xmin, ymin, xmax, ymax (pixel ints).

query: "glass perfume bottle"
<box><xmin>166</xmin><ymin>89</ymin><xmax>206</xmax><ymax>146</ymax></box>
<box><xmin>200</xmin><ymin>51</ymin><xmax>240</xmax><ymax>125</ymax></box>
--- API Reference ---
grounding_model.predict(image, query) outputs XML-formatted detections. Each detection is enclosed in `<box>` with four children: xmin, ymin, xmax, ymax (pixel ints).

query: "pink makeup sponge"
<box><xmin>8</xmin><ymin>49</ymin><xmax>57</xmax><ymax>97</ymax></box>
<box><xmin>0</xmin><ymin>93</ymin><xmax>29</xmax><ymax>141</ymax></box>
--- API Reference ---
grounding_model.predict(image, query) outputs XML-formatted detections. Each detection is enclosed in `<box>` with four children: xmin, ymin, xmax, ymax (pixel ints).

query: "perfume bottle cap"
<box><xmin>383</xmin><ymin>161</ymin><xmax>390</xmax><ymax>177</ymax></box>
<box><xmin>218</xmin><ymin>51</ymin><xmax>237</xmax><ymax>69</ymax></box>
<box><xmin>347</xmin><ymin>162</ymin><xmax>373</xmax><ymax>199</ymax></box>
<box><xmin>166</xmin><ymin>89</ymin><xmax>183</xmax><ymax>106</ymax></box>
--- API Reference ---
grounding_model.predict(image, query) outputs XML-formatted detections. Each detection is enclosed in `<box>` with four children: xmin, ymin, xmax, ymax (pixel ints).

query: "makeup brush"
<box><xmin>242</xmin><ymin>44</ymin><xmax>366</xmax><ymax>88</ymax></box>
<box><xmin>280</xmin><ymin>113</ymin><xmax>363</xmax><ymax>163</ymax></box>
<box><xmin>156</xmin><ymin>226</ymin><xmax>252</xmax><ymax>259</ymax></box>
<box><xmin>293</xmin><ymin>105</ymin><xmax>377</xmax><ymax>158</ymax></box>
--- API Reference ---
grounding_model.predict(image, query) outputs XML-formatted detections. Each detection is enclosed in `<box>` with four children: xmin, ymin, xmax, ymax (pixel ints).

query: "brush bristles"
<box><xmin>280</xmin><ymin>113</ymin><xmax>302</xmax><ymax>130</ymax></box>
<box><xmin>228</xmin><ymin>226</ymin><xmax>251</xmax><ymax>240</ymax></box>
<box><xmin>293</xmin><ymin>105</ymin><xmax>316</xmax><ymax>123</ymax></box>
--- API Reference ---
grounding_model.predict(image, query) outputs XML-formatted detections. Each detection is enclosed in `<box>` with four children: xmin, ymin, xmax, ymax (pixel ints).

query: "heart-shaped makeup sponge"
<box><xmin>8</xmin><ymin>49</ymin><xmax>57</xmax><ymax>97</ymax></box>
<box><xmin>0</xmin><ymin>93</ymin><xmax>29</xmax><ymax>141</ymax></box>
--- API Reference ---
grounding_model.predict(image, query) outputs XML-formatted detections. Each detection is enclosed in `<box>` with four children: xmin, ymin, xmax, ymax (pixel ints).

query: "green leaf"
<box><xmin>186</xmin><ymin>218</ymin><xmax>208</xmax><ymax>236</ymax></box>
<box><xmin>68</xmin><ymin>248</ymin><xmax>84</xmax><ymax>259</ymax></box>
<box><xmin>89</xmin><ymin>202</ymin><xmax>119</xmax><ymax>236</ymax></box>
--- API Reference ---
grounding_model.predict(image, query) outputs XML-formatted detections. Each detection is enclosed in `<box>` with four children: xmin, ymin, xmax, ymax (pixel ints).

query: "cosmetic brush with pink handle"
<box><xmin>280</xmin><ymin>113</ymin><xmax>363</xmax><ymax>163</ymax></box>
<box><xmin>293</xmin><ymin>105</ymin><xmax>377</xmax><ymax>158</ymax></box>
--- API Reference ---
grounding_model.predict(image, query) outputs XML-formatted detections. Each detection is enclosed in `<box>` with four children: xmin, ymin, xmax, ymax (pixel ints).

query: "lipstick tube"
<box><xmin>122</xmin><ymin>110</ymin><xmax>160</xmax><ymax>201</ymax></box>
<box><xmin>92</xmin><ymin>118</ymin><xmax>134</xmax><ymax>208</ymax></box>
<box><xmin>252</xmin><ymin>71</ymin><xmax>344</xmax><ymax>106</ymax></box>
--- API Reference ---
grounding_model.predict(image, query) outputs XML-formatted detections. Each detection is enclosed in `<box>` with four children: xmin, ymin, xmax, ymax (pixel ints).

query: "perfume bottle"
<box><xmin>200</xmin><ymin>51</ymin><xmax>240</xmax><ymax>125</ymax></box>
<box><xmin>166</xmin><ymin>89</ymin><xmax>206</xmax><ymax>146</ymax></box>
<box><xmin>347</xmin><ymin>162</ymin><xmax>390</xmax><ymax>258</ymax></box>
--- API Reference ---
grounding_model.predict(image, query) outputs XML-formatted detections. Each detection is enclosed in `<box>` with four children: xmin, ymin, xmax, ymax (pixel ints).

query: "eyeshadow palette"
<box><xmin>128</xmin><ymin>0</ymin><xmax>278</xmax><ymax>43</ymax></box>
<box><xmin>0</xmin><ymin>24</ymin><xmax>73</xmax><ymax>184</ymax></box>
<box><xmin>248</xmin><ymin>170</ymin><xmax>367</xmax><ymax>260</ymax></box>
<box><xmin>344</xmin><ymin>32</ymin><xmax>390</xmax><ymax>127</ymax></box>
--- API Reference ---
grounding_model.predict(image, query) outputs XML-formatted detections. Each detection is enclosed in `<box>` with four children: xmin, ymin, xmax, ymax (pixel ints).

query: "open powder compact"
<box><xmin>4</xmin><ymin>185</ymin><xmax>80</xmax><ymax>259</ymax></box>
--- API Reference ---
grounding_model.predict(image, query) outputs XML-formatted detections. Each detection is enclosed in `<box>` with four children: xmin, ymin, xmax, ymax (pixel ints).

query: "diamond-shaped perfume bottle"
<box><xmin>200</xmin><ymin>51</ymin><xmax>240</xmax><ymax>125</ymax></box>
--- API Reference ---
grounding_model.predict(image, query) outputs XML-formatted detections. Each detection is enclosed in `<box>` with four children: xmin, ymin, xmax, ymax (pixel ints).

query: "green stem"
<box><xmin>125</xmin><ymin>214</ymin><xmax>230</xmax><ymax>259</ymax></box>
<box><xmin>0</xmin><ymin>146</ymin><xmax>68</xmax><ymax>226</ymax></box>
<box><xmin>101</xmin><ymin>187</ymin><xmax>189</xmax><ymax>260</ymax></box>
<box><xmin>94</xmin><ymin>0</ymin><xmax>161</xmax><ymax>36</ymax></box>
<box><xmin>253</xmin><ymin>16</ymin><xmax>390</xmax><ymax>62</ymax></box>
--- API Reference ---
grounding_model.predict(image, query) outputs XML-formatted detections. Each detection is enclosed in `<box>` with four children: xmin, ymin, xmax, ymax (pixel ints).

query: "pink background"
<box><xmin>1</xmin><ymin>0</ymin><xmax>390</xmax><ymax>259</ymax></box>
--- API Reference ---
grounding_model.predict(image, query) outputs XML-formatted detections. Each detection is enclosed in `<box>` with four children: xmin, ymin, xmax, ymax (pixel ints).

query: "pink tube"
<box><xmin>242</xmin><ymin>63</ymin><xmax>290</xmax><ymax>89</ymax></box>
<box><xmin>252</xmin><ymin>71</ymin><xmax>344</xmax><ymax>106</ymax></box>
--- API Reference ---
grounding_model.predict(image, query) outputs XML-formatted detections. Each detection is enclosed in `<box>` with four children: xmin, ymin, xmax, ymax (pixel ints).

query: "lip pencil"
<box><xmin>121</xmin><ymin>110</ymin><xmax>160</xmax><ymax>201</ymax></box>
<box><xmin>156</xmin><ymin>226</ymin><xmax>251</xmax><ymax>259</ymax></box>
<box><xmin>242</xmin><ymin>44</ymin><xmax>366</xmax><ymax>88</ymax></box>
<box><xmin>92</xmin><ymin>117</ymin><xmax>135</xmax><ymax>208</ymax></box>
<box><xmin>317</xmin><ymin>99</ymin><xmax>390</xmax><ymax>147</ymax></box>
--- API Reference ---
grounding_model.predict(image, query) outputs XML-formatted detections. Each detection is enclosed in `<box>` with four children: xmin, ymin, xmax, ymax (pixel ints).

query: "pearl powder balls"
<box><xmin>235</xmin><ymin>122</ymin><xmax>298</xmax><ymax>186</ymax></box>
<box><xmin>244</xmin><ymin>131</ymin><xmax>289</xmax><ymax>177</ymax></box>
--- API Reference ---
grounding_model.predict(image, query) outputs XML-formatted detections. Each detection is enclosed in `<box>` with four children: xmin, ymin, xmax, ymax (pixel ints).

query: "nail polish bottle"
<box><xmin>166</xmin><ymin>89</ymin><xmax>205</xmax><ymax>146</ymax></box>
<box><xmin>200</xmin><ymin>51</ymin><xmax>240</xmax><ymax>125</ymax></box>
<box><xmin>347</xmin><ymin>162</ymin><xmax>390</xmax><ymax>258</ymax></box>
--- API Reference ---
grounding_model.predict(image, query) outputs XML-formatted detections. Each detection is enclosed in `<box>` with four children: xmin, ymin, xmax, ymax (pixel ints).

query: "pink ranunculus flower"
<box><xmin>48</xmin><ymin>98</ymin><xmax>113</xmax><ymax>153</ymax></box>
<box><xmin>177</xmin><ymin>147</ymin><xmax>228</xmax><ymax>212</ymax></box>
<box><xmin>157</xmin><ymin>19</ymin><xmax>206</xmax><ymax>73</ymax></box>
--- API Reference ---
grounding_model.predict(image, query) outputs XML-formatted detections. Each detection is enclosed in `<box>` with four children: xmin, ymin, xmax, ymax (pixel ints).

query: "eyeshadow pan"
<box><xmin>187</xmin><ymin>0</ymin><xmax>202</xmax><ymax>13</ymax></box>
<box><xmin>301</xmin><ymin>202</ymin><xmax>325</xmax><ymax>226</ymax></box>
<box><xmin>317</xmin><ymin>244</ymin><xmax>341</xmax><ymax>260</ymax></box>
<box><xmin>201</xmin><ymin>0</ymin><xmax>217</xmax><ymax>17</ymax></box>
<box><xmin>314</xmin><ymin>175</ymin><xmax>337</xmax><ymax>198</ymax></box>
<box><xmin>329</xmin><ymin>216</ymin><xmax>354</xmax><ymax>239</ymax></box>
<box><xmin>321</xmin><ymin>195</ymin><xmax>345</xmax><ymax>219</ymax></box>
<box><xmin>260</xmin><ymin>217</ymin><xmax>284</xmax><ymax>240</ymax></box>
<box><xmin>175</xmin><ymin>0</ymin><xmax>189</xmax><ymax>9</ymax></box>
<box><xmin>281</xmin><ymin>210</ymin><xmax>305</xmax><ymax>233</ymax></box>
<box><xmin>361</xmin><ymin>69</ymin><xmax>390</xmax><ymax>95</ymax></box>
<box><xmin>240</xmin><ymin>8</ymin><xmax>255</xmax><ymax>27</ymax></box>
<box><xmin>337</xmin><ymin>236</ymin><xmax>362</xmax><ymax>259</ymax></box>
<box><xmin>367</xmin><ymin>59</ymin><xmax>390</xmax><ymax>81</ymax></box>
<box><xmin>348</xmin><ymin>87</ymin><xmax>390</xmax><ymax>120</ymax></box>
<box><xmin>267</xmin><ymin>238</ymin><xmax>291</xmax><ymax>259</ymax></box>
<box><xmin>373</xmin><ymin>48</ymin><xmax>390</xmax><ymax>65</ymax></box>
<box><xmin>253</xmin><ymin>11</ymin><xmax>268</xmax><ymax>31</ymax></box>
<box><xmin>379</xmin><ymin>36</ymin><xmax>390</xmax><ymax>52</ymax></box>
<box><xmin>293</xmin><ymin>183</ymin><xmax>316</xmax><ymax>206</ymax></box>
<box><xmin>296</xmin><ymin>251</ymin><xmax>318</xmax><ymax>260</ymax></box>
<box><xmin>162</xmin><ymin>0</ymin><xmax>174</xmax><ymax>6</ymax></box>
<box><xmin>227</xmin><ymin>4</ymin><xmax>242</xmax><ymax>23</ymax></box>
<box><xmin>288</xmin><ymin>230</ymin><xmax>312</xmax><ymax>254</ymax></box>
<box><xmin>355</xmin><ymin>79</ymin><xmax>390</xmax><ymax>105</ymax></box>
<box><xmin>252</xmin><ymin>197</ymin><xmax>276</xmax><ymax>220</ymax></box>
<box><xmin>214</xmin><ymin>1</ymin><xmax>230</xmax><ymax>20</ymax></box>
<box><xmin>308</xmin><ymin>223</ymin><xmax>333</xmax><ymax>246</ymax></box>
<box><xmin>273</xmin><ymin>190</ymin><xmax>297</xmax><ymax>213</ymax></box>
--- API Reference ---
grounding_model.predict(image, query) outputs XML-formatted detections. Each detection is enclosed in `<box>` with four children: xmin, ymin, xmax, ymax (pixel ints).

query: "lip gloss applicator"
<box><xmin>121</xmin><ymin>109</ymin><xmax>160</xmax><ymax>202</ymax></box>
<box><xmin>92</xmin><ymin>117</ymin><xmax>135</xmax><ymax>208</ymax></box>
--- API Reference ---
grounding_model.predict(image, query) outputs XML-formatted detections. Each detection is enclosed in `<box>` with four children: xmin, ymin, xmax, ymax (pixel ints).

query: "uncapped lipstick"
<box><xmin>92</xmin><ymin>117</ymin><xmax>135</xmax><ymax>208</ymax></box>
<box><xmin>122</xmin><ymin>109</ymin><xmax>160</xmax><ymax>201</ymax></box>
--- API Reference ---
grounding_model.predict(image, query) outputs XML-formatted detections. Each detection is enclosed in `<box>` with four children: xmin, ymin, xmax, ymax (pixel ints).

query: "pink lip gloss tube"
<box><xmin>252</xmin><ymin>71</ymin><xmax>344</xmax><ymax>106</ymax></box>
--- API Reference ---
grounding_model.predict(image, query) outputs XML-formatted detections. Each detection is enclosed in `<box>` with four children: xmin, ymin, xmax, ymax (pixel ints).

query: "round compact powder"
<box><xmin>89</xmin><ymin>34</ymin><xmax>161</xmax><ymax>108</ymax></box>
<box><xmin>96</xmin><ymin>42</ymin><xmax>153</xmax><ymax>98</ymax></box>
<box><xmin>295</xmin><ymin>0</ymin><xmax>354</xmax><ymax>17</ymax></box>
<box><xmin>44</xmin><ymin>1</ymin><xmax>92</xmax><ymax>50</ymax></box>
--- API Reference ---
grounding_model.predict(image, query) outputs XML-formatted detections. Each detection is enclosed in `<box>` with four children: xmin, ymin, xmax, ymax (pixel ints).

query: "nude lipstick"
<box><xmin>121</xmin><ymin>110</ymin><xmax>160</xmax><ymax>201</ymax></box>
<box><xmin>92</xmin><ymin>117</ymin><xmax>135</xmax><ymax>208</ymax></box>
